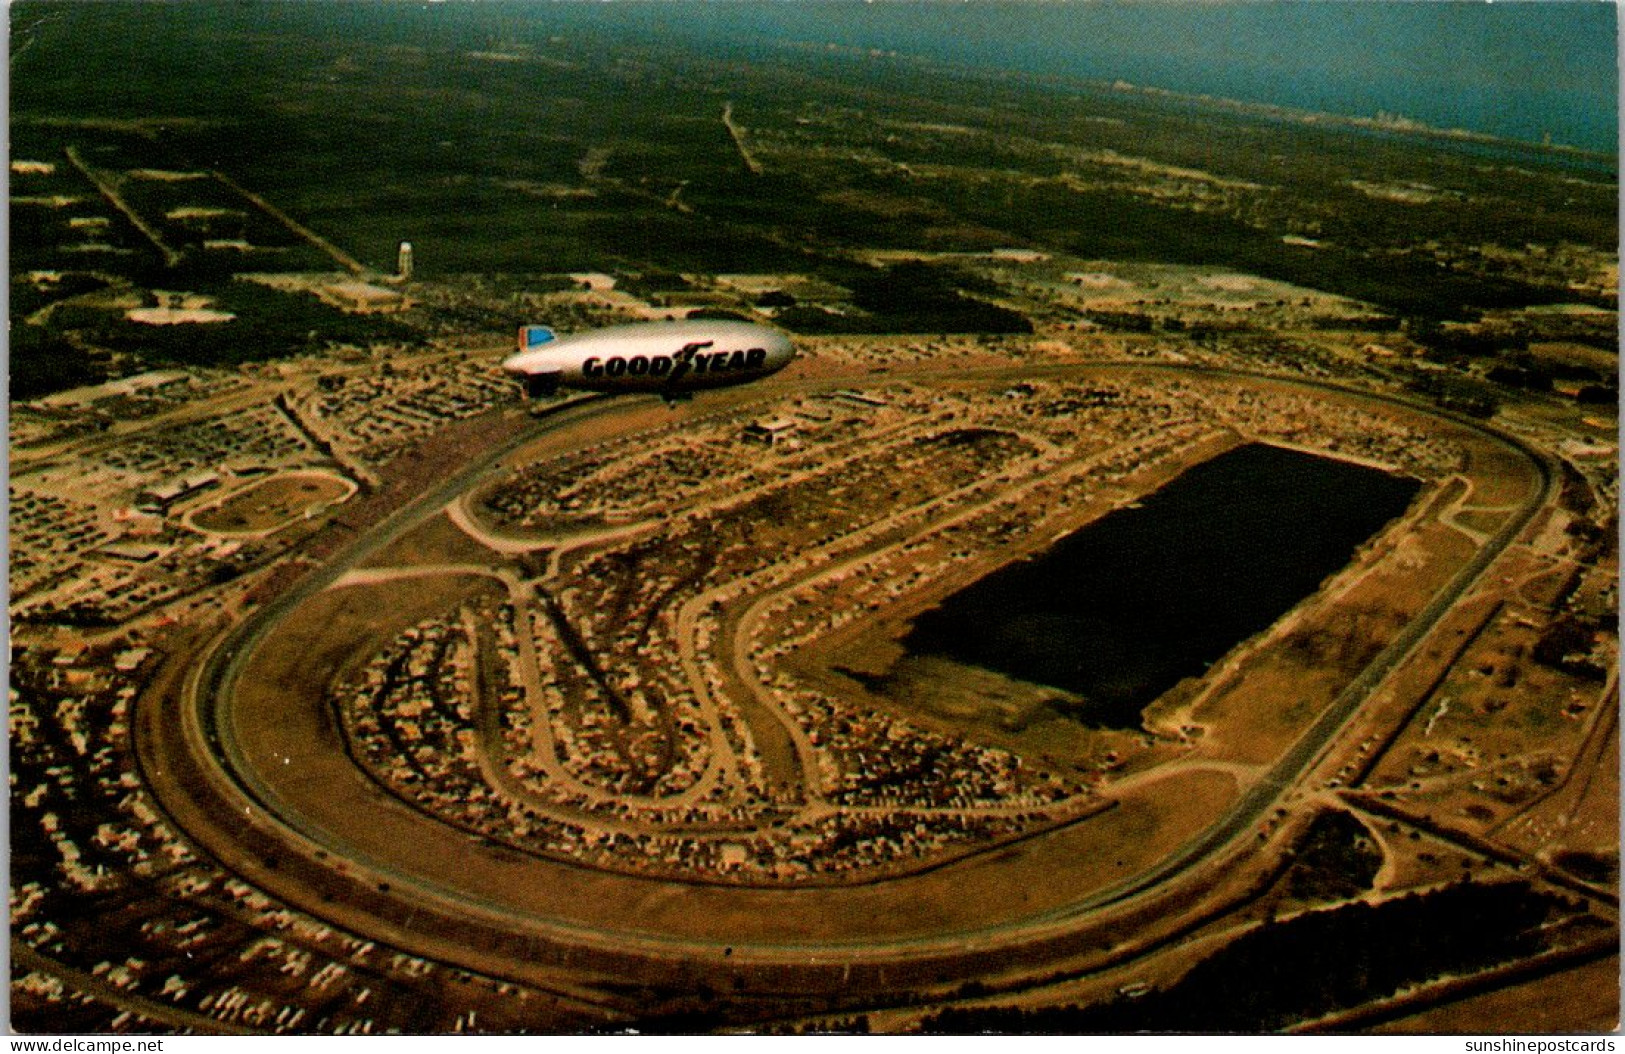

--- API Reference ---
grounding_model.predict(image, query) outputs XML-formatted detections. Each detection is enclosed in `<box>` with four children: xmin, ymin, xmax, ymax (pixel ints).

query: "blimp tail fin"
<box><xmin>518</xmin><ymin>325</ymin><xmax>557</xmax><ymax>351</ymax></box>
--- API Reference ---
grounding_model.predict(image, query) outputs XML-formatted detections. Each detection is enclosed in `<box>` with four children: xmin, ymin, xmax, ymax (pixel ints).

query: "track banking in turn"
<box><xmin>178</xmin><ymin>363</ymin><xmax>1552</xmax><ymax>966</ymax></box>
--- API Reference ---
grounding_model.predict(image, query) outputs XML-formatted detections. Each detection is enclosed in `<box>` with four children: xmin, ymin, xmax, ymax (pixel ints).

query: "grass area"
<box><xmin>922</xmin><ymin>880</ymin><xmax>1575</xmax><ymax>1033</ymax></box>
<box><xmin>192</xmin><ymin>472</ymin><xmax>352</xmax><ymax>534</ymax></box>
<box><xmin>1372</xmin><ymin>954</ymin><xmax>1620</xmax><ymax>1034</ymax></box>
<box><xmin>358</xmin><ymin>509</ymin><xmax>505</xmax><ymax>570</ymax></box>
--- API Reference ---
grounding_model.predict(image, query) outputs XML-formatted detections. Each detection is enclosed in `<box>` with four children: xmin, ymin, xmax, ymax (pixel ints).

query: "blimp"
<box><xmin>502</xmin><ymin>319</ymin><xmax>795</xmax><ymax>401</ymax></box>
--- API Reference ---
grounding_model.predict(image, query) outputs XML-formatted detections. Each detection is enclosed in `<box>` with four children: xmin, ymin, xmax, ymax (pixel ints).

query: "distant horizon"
<box><xmin>568</xmin><ymin>0</ymin><xmax>1621</xmax><ymax>155</ymax></box>
<box><xmin>13</xmin><ymin>0</ymin><xmax>1614</xmax><ymax>153</ymax></box>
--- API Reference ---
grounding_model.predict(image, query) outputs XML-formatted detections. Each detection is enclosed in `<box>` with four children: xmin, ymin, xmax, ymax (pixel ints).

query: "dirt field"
<box><xmin>1370</xmin><ymin>954</ymin><xmax>1620</xmax><ymax>1033</ymax></box>
<box><xmin>192</xmin><ymin>471</ymin><xmax>353</xmax><ymax>534</ymax></box>
<box><xmin>358</xmin><ymin>509</ymin><xmax>504</xmax><ymax>569</ymax></box>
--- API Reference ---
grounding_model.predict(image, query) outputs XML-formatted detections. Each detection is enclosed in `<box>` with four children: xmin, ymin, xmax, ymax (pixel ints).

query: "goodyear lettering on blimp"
<box><xmin>501</xmin><ymin>319</ymin><xmax>794</xmax><ymax>401</ymax></box>
<box><xmin>582</xmin><ymin>346</ymin><xmax>769</xmax><ymax>380</ymax></box>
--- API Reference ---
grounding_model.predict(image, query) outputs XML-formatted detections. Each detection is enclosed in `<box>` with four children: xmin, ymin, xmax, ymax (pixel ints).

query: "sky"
<box><xmin>609</xmin><ymin>0</ymin><xmax>1620</xmax><ymax>153</ymax></box>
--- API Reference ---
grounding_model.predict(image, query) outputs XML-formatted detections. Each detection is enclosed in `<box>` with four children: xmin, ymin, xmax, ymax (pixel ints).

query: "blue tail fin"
<box><xmin>518</xmin><ymin>325</ymin><xmax>557</xmax><ymax>350</ymax></box>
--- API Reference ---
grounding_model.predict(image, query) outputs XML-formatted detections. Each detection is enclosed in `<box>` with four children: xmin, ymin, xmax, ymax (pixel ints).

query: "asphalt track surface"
<box><xmin>173</xmin><ymin>364</ymin><xmax>1554</xmax><ymax>967</ymax></box>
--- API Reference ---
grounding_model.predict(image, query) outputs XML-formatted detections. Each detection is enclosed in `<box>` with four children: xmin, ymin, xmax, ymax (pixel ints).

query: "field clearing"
<box><xmin>1526</xmin><ymin>340</ymin><xmax>1618</xmax><ymax>372</ymax></box>
<box><xmin>1192</xmin><ymin>656</ymin><xmax>1358</xmax><ymax>767</ymax></box>
<box><xmin>853</xmin><ymin>653</ymin><xmax>1138</xmax><ymax>768</ymax></box>
<box><xmin>238</xmin><ymin>571</ymin><xmax>501</xmax><ymax>715</ymax></box>
<box><xmin>192</xmin><ymin>471</ymin><xmax>353</xmax><ymax>533</ymax></box>
<box><xmin>1190</xmin><ymin>521</ymin><xmax>1472</xmax><ymax>768</ymax></box>
<box><xmin>1370</xmin><ymin>953</ymin><xmax>1619</xmax><ymax>1033</ymax></box>
<box><xmin>1460</xmin><ymin>438</ymin><xmax>1548</xmax><ymax>508</ymax></box>
<box><xmin>1489</xmin><ymin>686</ymin><xmax>1617</xmax><ymax>865</ymax></box>
<box><xmin>358</xmin><ymin>509</ymin><xmax>504</xmax><ymax>570</ymax></box>
<box><xmin>1362</xmin><ymin>615</ymin><xmax>1601</xmax><ymax>818</ymax></box>
<box><xmin>1452</xmin><ymin>507</ymin><xmax>1513</xmax><ymax>536</ymax></box>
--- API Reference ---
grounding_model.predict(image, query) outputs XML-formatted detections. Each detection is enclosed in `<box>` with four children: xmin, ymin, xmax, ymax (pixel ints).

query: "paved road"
<box><xmin>170</xmin><ymin>363</ymin><xmax>1554</xmax><ymax>966</ymax></box>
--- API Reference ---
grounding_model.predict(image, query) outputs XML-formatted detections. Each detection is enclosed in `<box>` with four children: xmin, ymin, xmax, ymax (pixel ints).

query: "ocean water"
<box><xmin>20</xmin><ymin>1</ymin><xmax>1614</xmax><ymax>153</ymax></box>
<box><xmin>572</xmin><ymin>1</ymin><xmax>1620</xmax><ymax>156</ymax></box>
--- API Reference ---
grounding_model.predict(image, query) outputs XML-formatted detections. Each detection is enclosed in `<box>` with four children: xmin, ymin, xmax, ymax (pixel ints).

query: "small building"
<box><xmin>113</xmin><ymin>649</ymin><xmax>153</xmax><ymax>674</ymax></box>
<box><xmin>97</xmin><ymin>542</ymin><xmax>165</xmax><ymax>563</ymax></box>
<box><xmin>137</xmin><ymin>470</ymin><xmax>220</xmax><ymax>513</ymax></box>
<box><xmin>830</xmin><ymin>389</ymin><xmax>888</xmax><ymax>408</ymax></box>
<box><xmin>112</xmin><ymin>509</ymin><xmax>165</xmax><ymax>536</ymax></box>
<box><xmin>742</xmin><ymin>417</ymin><xmax>797</xmax><ymax>446</ymax></box>
<box><xmin>51</xmin><ymin>643</ymin><xmax>88</xmax><ymax>667</ymax></box>
<box><xmin>317</xmin><ymin>281</ymin><xmax>408</xmax><ymax>315</ymax></box>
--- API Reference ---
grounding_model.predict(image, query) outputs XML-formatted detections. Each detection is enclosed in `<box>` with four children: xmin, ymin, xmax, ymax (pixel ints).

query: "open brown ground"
<box><xmin>846</xmin><ymin>653</ymin><xmax>1147</xmax><ymax>771</ymax></box>
<box><xmin>235</xmin><ymin>569</ymin><xmax>502</xmax><ymax>733</ymax></box>
<box><xmin>1188</xmin><ymin>519</ymin><xmax>1476</xmax><ymax>768</ymax></box>
<box><xmin>167</xmin><ymin>366</ymin><xmax>1565</xmax><ymax>1015</ymax></box>
<box><xmin>192</xmin><ymin>471</ymin><xmax>351</xmax><ymax>533</ymax></box>
<box><xmin>1494</xmin><ymin>686</ymin><xmax>1619</xmax><ymax>865</ymax></box>
<box><xmin>1350</xmin><ymin>595</ymin><xmax>1508</xmax><ymax>778</ymax></box>
<box><xmin>1514</xmin><ymin>563</ymin><xmax>1583</xmax><ymax>613</ymax></box>
<box><xmin>230</xmin><ymin>567</ymin><xmax>1244</xmax><ymax>946</ymax></box>
<box><xmin>1369</xmin><ymin>954</ymin><xmax>1619</xmax><ymax>1033</ymax></box>
<box><xmin>1452</xmin><ymin>507</ymin><xmax>1515</xmax><ymax>534</ymax></box>
<box><xmin>1460</xmin><ymin>437</ymin><xmax>1548</xmax><ymax>508</ymax></box>
<box><xmin>359</xmin><ymin>509</ymin><xmax>504</xmax><ymax>570</ymax></box>
<box><xmin>1526</xmin><ymin>341</ymin><xmax>1619</xmax><ymax>373</ymax></box>
<box><xmin>790</xmin><ymin>430</ymin><xmax>1246</xmax><ymax>772</ymax></box>
<box><xmin>1193</xmin><ymin>662</ymin><xmax>1357</xmax><ymax>766</ymax></box>
<box><xmin>1362</xmin><ymin>619</ymin><xmax>1602</xmax><ymax>828</ymax></box>
<box><xmin>1352</xmin><ymin>804</ymin><xmax>1509</xmax><ymax>892</ymax></box>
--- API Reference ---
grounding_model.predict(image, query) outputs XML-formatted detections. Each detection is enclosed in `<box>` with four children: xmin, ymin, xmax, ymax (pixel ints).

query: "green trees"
<box><xmin>923</xmin><ymin>881</ymin><xmax>1565</xmax><ymax>1033</ymax></box>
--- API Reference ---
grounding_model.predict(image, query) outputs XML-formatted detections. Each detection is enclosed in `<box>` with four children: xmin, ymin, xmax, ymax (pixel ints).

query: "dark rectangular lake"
<box><xmin>902</xmin><ymin>443</ymin><xmax>1422</xmax><ymax>729</ymax></box>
